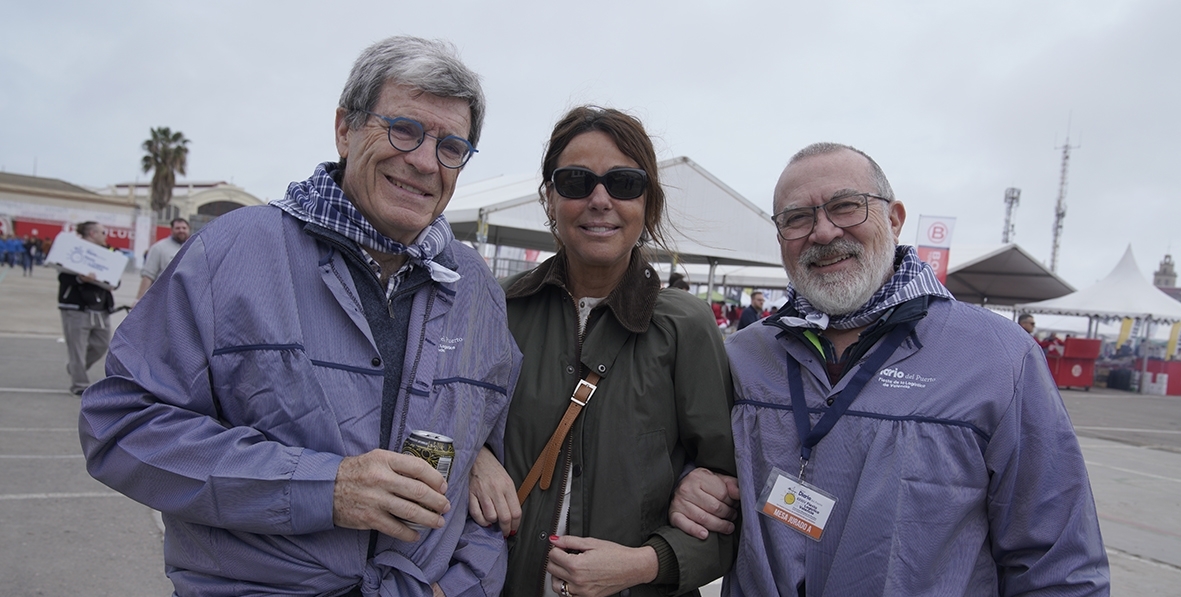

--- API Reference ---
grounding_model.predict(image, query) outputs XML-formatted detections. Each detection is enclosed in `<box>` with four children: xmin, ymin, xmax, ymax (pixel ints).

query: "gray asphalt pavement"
<box><xmin>2</xmin><ymin>264</ymin><xmax>1180</xmax><ymax>595</ymax></box>
<box><xmin>1</xmin><ymin>266</ymin><xmax>171</xmax><ymax>596</ymax></box>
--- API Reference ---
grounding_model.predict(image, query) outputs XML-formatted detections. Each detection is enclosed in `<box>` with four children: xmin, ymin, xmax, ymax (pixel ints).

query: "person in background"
<box><xmin>135</xmin><ymin>217</ymin><xmax>191</xmax><ymax>301</ymax></box>
<box><xmin>21</xmin><ymin>235</ymin><xmax>37</xmax><ymax>276</ymax></box>
<box><xmin>668</xmin><ymin>271</ymin><xmax>690</xmax><ymax>291</ymax></box>
<box><xmin>57</xmin><ymin>222</ymin><xmax>117</xmax><ymax>395</ymax></box>
<box><xmin>1</xmin><ymin>234</ymin><xmax>16</xmax><ymax>267</ymax></box>
<box><xmin>712</xmin><ymin>301</ymin><xmax>728</xmax><ymax>328</ymax></box>
<box><xmin>736</xmin><ymin>290</ymin><xmax>764</xmax><ymax>330</ymax></box>
<box><xmin>1018</xmin><ymin>312</ymin><xmax>1036</xmax><ymax>335</ymax></box>
<box><xmin>670</xmin><ymin>142</ymin><xmax>1108</xmax><ymax>596</ymax></box>
<box><xmin>79</xmin><ymin>36</ymin><xmax>522</xmax><ymax>597</ymax></box>
<box><xmin>467</xmin><ymin>106</ymin><xmax>736</xmax><ymax>597</ymax></box>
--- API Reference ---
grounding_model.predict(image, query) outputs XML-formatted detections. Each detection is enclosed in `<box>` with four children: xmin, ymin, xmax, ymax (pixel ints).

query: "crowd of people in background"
<box><xmin>668</xmin><ymin>272</ymin><xmax>780</xmax><ymax>331</ymax></box>
<box><xmin>0</xmin><ymin>234</ymin><xmax>51</xmax><ymax>276</ymax></box>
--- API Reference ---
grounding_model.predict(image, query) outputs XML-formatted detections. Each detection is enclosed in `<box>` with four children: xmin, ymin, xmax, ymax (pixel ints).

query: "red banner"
<box><xmin>13</xmin><ymin>218</ymin><xmax>169</xmax><ymax>252</ymax></box>
<box><xmin>916</xmin><ymin>215</ymin><xmax>956</xmax><ymax>284</ymax></box>
<box><xmin>916</xmin><ymin>246</ymin><xmax>949</xmax><ymax>283</ymax></box>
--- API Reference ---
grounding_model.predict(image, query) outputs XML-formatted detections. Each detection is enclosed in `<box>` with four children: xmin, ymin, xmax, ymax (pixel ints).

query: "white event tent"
<box><xmin>444</xmin><ymin>156</ymin><xmax>782</xmax><ymax>295</ymax></box>
<box><xmin>1016</xmin><ymin>246</ymin><xmax>1181</xmax><ymax>393</ymax></box>
<box><xmin>1016</xmin><ymin>245</ymin><xmax>1181</xmax><ymax>329</ymax></box>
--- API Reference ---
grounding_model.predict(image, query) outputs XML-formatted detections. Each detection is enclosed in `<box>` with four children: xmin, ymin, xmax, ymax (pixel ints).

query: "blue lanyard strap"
<box><xmin>788</xmin><ymin>319</ymin><xmax>917</xmax><ymax>463</ymax></box>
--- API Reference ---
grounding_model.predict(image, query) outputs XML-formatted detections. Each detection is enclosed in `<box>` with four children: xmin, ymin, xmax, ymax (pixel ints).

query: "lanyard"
<box><xmin>788</xmin><ymin>320</ymin><xmax>916</xmax><ymax>479</ymax></box>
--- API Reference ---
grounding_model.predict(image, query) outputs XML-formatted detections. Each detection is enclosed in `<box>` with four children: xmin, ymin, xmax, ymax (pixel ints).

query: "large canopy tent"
<box><xmin>1017</xmin><ymin>245</ymin><xmax>1181</xmax><ymax>326</ymax></box>
<box><xmin>944</xmin><ymin>244</ymin><xmax>1074</xmax><ymax>306</ymax></box>
<box><xmin>444</xmin><ymin>156</ymin><xmax>782</xmax><ymax>295</ymax></box>
<box><xmin>1016</xmin><ymin>246</ymin><xmax>1181</xmax><ymax>393</ymax></box>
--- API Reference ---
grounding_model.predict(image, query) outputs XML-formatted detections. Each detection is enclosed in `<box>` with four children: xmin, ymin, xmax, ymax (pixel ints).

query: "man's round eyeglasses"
<box><xmin>771</xmin><ymin>193</ymin><xmax>889</xmax><ymax>240</ymax></box>
<box><xmin>363</xmin><ymin>111</ymin><xmax>477</xmax><ymax>169</ymax></box>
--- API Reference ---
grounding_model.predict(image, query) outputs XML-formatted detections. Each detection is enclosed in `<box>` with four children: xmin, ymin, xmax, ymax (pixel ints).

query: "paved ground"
<box><xmin>2</xmin><ymin>264</ymin><xmax>1180</xmax><ymax>595</ymax></box>
<box><xmin>1</xmin><ymin>265</ymin><xmax>171</xmax><ymax>595</ymax></box>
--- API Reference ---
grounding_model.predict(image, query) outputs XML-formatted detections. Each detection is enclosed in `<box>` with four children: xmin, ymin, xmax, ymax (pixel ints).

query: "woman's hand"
<box><xmin>467</xmin><ymin>446</ymin><xmax>521</xmax><ymax>537</ymax></box>
<box><xmin>547</xmin><ymin>535</ymin><xmax>658</xmax><ymax>597</ymax></box>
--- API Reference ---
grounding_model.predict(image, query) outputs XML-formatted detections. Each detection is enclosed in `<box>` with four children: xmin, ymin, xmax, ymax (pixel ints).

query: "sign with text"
<box><xmin>45</xmin><ymin>231</ymin><xmax>128</xmax><ymax>290</ymax></box>
<box><xmin>916</xmin><ymin>215</ymin><xmax>956</xmax><ymax>284</ymax></box>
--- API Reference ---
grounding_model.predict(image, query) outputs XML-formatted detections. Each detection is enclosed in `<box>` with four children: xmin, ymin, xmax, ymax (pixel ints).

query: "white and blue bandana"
<box><xmin>272</xmin><ymin>162</ymin><xmax>461</xmax><ymax>286</ymax></box>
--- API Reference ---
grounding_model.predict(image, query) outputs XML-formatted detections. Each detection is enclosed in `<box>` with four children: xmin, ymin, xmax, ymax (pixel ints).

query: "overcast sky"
<box><xmin>3</xmin><ymin>0</ymin><xmax>1177</xmax><ymax>290</ymax></box>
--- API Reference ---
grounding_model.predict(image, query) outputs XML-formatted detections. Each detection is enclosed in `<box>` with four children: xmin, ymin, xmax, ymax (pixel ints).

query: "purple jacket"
<box><xmin>724</xmin><ymin>296</ymin><xmax>1108</xmax><ymax>596</ymax></box>
<box><xmin>79</xmin><ymin>205</ymin><xmax>522</xmax><ymax>596</ymax></box>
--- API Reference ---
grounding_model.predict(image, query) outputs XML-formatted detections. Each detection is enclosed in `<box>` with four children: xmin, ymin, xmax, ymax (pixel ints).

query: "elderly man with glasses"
<box><xmin>79</xmin><ymin>36</ymin><xmax>522</xmax><ymax>597</ymax></box>
<box><xmin>671</xmin><ymin>143</ymin><xmax>1109</xmax><ymax>596</ymax></box>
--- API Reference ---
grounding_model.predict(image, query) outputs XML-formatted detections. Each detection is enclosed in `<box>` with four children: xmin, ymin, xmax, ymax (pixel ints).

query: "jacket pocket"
<box><xmin>636</xmin><ymin>428</ymin><xmax>674</xmax><ymax>534</ymax></box>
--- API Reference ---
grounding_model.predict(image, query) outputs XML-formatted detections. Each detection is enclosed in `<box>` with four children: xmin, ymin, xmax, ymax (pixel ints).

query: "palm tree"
<box><xmin>141</xmin><ymin>127</ymin><xmax>190</xmax><ymax>214</ymax></box>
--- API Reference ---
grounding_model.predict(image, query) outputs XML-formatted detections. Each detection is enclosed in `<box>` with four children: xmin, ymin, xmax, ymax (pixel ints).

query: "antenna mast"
<box><xmin>1002</xmin><ymin>187</ymin><xmax>1020</xmax><ymax>243</ymax></box>
<box><xmin>1049</xmin><ymin>136</ymin><xmax>1079</xmax><ymax>273</ymax></box>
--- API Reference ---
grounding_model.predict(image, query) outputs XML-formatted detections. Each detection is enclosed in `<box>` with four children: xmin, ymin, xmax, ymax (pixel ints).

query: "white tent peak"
<box><xmin>1017</xmin><ymin>244</ymin><xmax>1181</xmax><ymax>322</ymax></box>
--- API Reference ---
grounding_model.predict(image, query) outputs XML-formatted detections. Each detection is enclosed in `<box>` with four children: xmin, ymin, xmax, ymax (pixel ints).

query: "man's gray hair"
<box><xmin>789</xmin><ymin>142</ymin><xmax>895</xmax><ymax>202</ymax></box>
<box><xmin>338</xmin><ymin>36</ymin><xmax>486</xmax><ymax>148</ymax></box>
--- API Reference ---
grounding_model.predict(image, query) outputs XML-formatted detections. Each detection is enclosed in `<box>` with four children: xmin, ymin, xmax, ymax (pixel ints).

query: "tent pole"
<box><xmin>1140</xmin><ymin>318</ymin><xmax>1151</xmax><ymax>394</ymax></box>
<box><xmin>707</xmin><ymin>258</ymin><xmax>718</xmax><ymax>303</ymax></box>
<box><xmin>476</xmin><ymin>208</ymin><xmax>489</xmax><ymax>262</ymax></box>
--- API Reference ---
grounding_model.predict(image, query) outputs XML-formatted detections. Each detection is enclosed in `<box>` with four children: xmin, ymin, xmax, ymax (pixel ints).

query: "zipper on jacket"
<box><xmin>535</xmin><ymin>290</ymin><xmax>589</xmax><ymax>597</ymax></box>
<box><xmin>537</xmin><ymin>433</ymin><xmax>575</xmax><ymax>597</ymax></box>
<box><xmin>390</xmin><ymin>287</ymin><xmax>435</xmax><ymax>456</ymax></box>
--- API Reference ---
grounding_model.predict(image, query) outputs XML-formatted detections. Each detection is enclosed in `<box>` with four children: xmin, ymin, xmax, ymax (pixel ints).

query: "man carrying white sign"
<box><xmin>56</xmin><ymin>222</ymin><xmax>120</xmax><ymax>395</ymax></box>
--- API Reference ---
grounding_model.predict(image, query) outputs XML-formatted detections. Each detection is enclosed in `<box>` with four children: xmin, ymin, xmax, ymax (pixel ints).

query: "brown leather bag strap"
<box><xmin>516</xmin><ymin>372</ymin><xmax>601</xmax><ymax>506</ymax></box>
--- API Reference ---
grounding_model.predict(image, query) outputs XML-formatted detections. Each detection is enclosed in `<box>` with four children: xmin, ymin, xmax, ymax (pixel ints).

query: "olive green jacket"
<box><xmin>500</xmin><ymin>249</ymin><xmax>737</xmax><ymax>597</ymax></box>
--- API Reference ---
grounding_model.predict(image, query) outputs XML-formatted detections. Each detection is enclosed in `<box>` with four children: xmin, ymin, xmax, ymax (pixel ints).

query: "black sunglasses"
<box><xmin>551</xmin><ymin>167</ymin><xmax>649</xmax><ymax>200</ymax></box>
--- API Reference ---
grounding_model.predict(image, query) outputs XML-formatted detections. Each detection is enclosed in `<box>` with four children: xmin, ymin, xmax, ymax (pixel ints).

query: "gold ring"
<box><xmin>560</xmin><ymin>580</ymin><xmax>571</xmax><ymax>597</ymax></box>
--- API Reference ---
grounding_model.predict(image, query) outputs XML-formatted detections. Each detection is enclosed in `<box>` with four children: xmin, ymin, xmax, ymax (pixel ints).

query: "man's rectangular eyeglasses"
<box><xmin>363</xmin><ymin>111</ymin><xmax>477</xmax><ymax>169</ymax></box>
<box><xmin>771</xmin><ymin>193</ymin><xmax>889</xmax><ymax>240</ymax></box>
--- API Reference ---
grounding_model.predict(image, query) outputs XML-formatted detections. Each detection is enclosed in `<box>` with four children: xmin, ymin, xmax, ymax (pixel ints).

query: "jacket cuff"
<box><xmin>289</xmin><ymin>449</ymin><xmax>343</xmax><ymax>534</ymax></box>
<box><xmin>643</xmin><ymin>535</ymin><xmax>679</xmax><ymax>587</ymax></box>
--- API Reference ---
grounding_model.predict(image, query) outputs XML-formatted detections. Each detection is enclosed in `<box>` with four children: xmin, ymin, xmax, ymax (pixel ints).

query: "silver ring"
<box><xmin>560</xmin><ymin>580</ymin><xmax>571</xmax><ymax>597</ymax></box>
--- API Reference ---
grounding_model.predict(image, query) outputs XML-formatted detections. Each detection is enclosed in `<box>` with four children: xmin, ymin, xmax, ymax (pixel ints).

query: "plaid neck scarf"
<box><xmin>780</xmin><ymin>245</ymin><xmax>953</xmax><ymax>330</ymax></box>
<box><xmin>272</xmin><ymin>162</ymin><xmax>460</xmax><ymax>284</ymax></box>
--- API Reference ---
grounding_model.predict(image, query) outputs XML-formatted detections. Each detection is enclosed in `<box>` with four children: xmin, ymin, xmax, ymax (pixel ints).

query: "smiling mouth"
<box><xmin>811</xmin><ymin>254</ymin><xmax>855</xmax><ymax>268</ymax></box>
<box><xmin>581</xmin><ymin>225</ymin><xmax>618</xmax><ymax>233</ymax></box>
<box><xmin>386</xmin><ymin>175</ymin><xmax>430</xmax><ymax>197</ymax></box>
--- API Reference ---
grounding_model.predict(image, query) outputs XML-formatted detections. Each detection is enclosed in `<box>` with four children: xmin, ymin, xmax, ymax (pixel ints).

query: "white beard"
<box><xmin>787</xmin><ymin>236</ymin><xmax>897</xmax><ymax>315</ymax></box>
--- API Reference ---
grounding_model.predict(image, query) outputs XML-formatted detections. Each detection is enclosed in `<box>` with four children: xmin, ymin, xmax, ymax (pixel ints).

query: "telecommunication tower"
<box><xmin>1002</xmin><ymin>187</ymin><xmax>1020</xmax><ymax>243</ymax></box>
<box><xmin>1049</xmin><ymin>137</ymin><xmax>1079</xmax><ymax>273</ymax></box>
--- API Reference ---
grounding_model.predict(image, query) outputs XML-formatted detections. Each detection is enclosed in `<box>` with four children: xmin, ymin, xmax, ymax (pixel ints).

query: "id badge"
<box><xmin>757</xmin><ymin>466</ymin><xmax>837</xmax><ymax>541</ymax></box>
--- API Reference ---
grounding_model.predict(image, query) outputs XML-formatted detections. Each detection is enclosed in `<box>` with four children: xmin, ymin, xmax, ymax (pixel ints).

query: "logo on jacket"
<box><xmin>438</xmin><ymin>336</ymin><xmax>464</xmax><ymax>353</ymax></box>
<box><xmin>877</xmin><ymin>366</ymin><xmax>936</xmax><ymax>389</ymax></box>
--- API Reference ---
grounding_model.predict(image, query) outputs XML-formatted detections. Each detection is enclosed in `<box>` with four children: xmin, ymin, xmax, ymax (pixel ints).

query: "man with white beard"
<box><xmin>671</xmin><ymin>143</ymin><xmax>1110</xmax><ymax>596</ymax></box>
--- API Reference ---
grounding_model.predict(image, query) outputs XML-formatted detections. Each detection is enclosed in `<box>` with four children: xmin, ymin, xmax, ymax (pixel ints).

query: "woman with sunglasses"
<box><xmin>469</xmin><ymin>106</ymin><xmax>737</xmax><ymax>597</ymax></box>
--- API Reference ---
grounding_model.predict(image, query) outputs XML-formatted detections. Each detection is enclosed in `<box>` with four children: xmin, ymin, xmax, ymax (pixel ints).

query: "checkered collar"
<box><xmin>272</xmin><ymin>162</ymin><xmax>460</xmax><ymax>284</ymax></box>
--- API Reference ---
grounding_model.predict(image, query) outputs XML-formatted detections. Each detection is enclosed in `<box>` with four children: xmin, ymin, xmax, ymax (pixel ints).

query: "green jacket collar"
<box><xmin>504</xmin><ymin>247</ymin><xmax>661</xmax><ymax>334</ymax></box>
